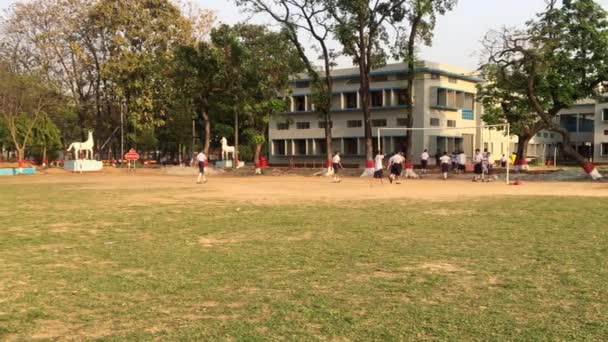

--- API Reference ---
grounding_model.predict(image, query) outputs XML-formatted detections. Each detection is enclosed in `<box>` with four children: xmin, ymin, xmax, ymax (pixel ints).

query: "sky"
<box><xmin>1</xmin><ymin>0</ymin><xmax>607</xmax><ymax>70</ymax></box>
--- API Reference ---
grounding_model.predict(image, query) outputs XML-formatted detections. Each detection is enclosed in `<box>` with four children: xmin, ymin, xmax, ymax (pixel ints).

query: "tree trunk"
<box><xmin>42</xmin><ymin>145</ymin><xmax>47</xmax><ymax>168</ymax></box>
<box><xmin>254</xmin><ymin>142</ymin><xmax>263</xmax><ymax>175</ymax></box>
<box><xmin>514</xmin><ymin>134</ymin><xmax>532</xmax><ymax>171</ymax></box>
<box><xmin>552</xmin><ymin>125</ymin><xmax>603</xmax><ymax>179</ymax></box>
<box><xmin>202</xmin><ymin>110</ymin><xmax>211</xmax><ymax>156</ymax></box>
<box><xmin>233</xmin><ymin>104</ymin><xmax>239</xmax><ymax>168</ymax></box>
<box><xmin>404</xmin><ymin>14</ymin><xmax>421</xmax><ymax>160</ymax></box>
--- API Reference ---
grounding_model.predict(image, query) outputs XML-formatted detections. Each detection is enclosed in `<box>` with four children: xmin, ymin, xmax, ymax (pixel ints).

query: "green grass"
<box><xmin>0</xmin><ymin>182</ymin><xmax>607</xmax><ymax>340</ymax></box>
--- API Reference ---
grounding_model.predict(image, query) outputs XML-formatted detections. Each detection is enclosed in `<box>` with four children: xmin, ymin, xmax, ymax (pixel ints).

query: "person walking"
<box><xmin>374</xmin><ymin>150</ymin><xmax>385</xmax><ymax>183</ymax></box>
<box><xmin>473</xmin><ymin>149</ymin><xmax>483</xmax><ymax>181</ymax></box>
<box><xmin>440</xmin><ymin>152</ymin><xmax>451</xmax><ymax>180</ymax></box>
<box><xmin>332</xmin><ymin>152</ymin><xmax>343</xmax><ymax>183</ymax></box>
<box><xmin>196</xmin><ymin>149</ymin><xmax>208</xmax><ymax>184</ymax></box>
<box><xmin>388</xmin><ymin>152</ymin><xmax>405</xmax><ymax>184</ymax></box>
<box><xmin>420</xmin><ymin>149</ymin><xmax>429</xmax><ymax>174</ymax></box>
<box><xmin>458</xmin><ymin>151</ymin><xmax>466</xmax><ymax>174</ymax></box>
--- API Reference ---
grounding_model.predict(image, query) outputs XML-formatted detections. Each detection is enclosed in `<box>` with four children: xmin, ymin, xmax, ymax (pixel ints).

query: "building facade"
<box><xmin>268</xmin><ymin>61</ymin><xmax>608</xmax><ymax>166</ymax></box>
<box><xmin>269</xmin><ymin>61</ymin><xmax>491</xmax><ymax>165</ymax></box>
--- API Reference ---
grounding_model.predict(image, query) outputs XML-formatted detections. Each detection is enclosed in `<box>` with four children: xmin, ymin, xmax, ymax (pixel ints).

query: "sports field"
<box><xmin>1</xmin><ymin>172</ymin><xmax>607</xmax><ymax>340</ymax></box>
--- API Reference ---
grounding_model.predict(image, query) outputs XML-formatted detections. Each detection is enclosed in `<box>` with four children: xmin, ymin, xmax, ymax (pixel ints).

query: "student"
<box><xmin>374</xmin><ymin>150</ymin><xmax>385</xmax><ymax>182</ymax></box>
<box><xmin>332</xmin><ymin>152</ymin><xmax>343</xmax><ymax>183</ymax></box>
<box><xmin>473</xmin><ymin>149</ymin><xmax>483</xmax><ymax>181</ymax></box>
<box><xmin>196</xmin><ymin>149</ymin><xmax>208</xmax><ymax>184</ymax></box>
<box><xmin>451</xmin><ymin>151</ymin><xmax>458</xmax><ymax>171</ymax></box>
<box><xmin>420</xmin><ymin>149</ymin><xmax>429</xmax><ymax>174</ymax></box>
<box><xmin>388</xmin><ymin>152</ymin><xmax>405</xmax><ymax>184</ymax></box>
<box><xmin>484</xmin><ymin>149</ymin><xmax>493</xmax><ymax>178</ymax></box>
<box><xmin>439</xmin><ymin>152</ymin><xmax>451</xmax><ymax>180</ymax></box>
<box><xmin>458</xmin><ymin>151</ymin><xmax>466</xmax><ymax>174</ymax></box>
<box><xmin>500</xmin><ymin>154</ymin><xmax>507</xmax><ymax>168</ymax></box>
<box><xmin>510</xmin><ymin>152</ymin><xmax>517</xmax><ymax>165</ymax></box>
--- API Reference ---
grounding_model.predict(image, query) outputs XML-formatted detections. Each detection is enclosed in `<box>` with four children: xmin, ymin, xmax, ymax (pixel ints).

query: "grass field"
<box><xmin>1</xmin><ymin>173</ymin><xmax>607</xmax><ymax>340</ymax></box>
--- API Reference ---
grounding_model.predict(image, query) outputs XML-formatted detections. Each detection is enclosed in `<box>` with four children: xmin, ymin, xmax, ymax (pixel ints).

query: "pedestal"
<box><xmin>64</xmin><ymin>159</ymin><xmax>103</xmax><ymax>172</ymax></box>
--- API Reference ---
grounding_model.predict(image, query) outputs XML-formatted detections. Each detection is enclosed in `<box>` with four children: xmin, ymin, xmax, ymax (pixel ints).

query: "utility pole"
<box><xmin>120</xmin><ymin>100</ymin><xmax>124</xmax><ymax>163</ymax></box>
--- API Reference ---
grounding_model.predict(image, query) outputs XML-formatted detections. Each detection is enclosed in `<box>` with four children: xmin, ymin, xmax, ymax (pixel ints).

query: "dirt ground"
<box><xmin>2</xmin><ymin>168</ymin><xmax>607</xmax><ymax>203</ymax></box>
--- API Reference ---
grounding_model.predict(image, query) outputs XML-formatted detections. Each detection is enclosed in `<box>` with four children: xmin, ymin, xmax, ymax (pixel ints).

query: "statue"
<box><xmin>220</xmin><ymin>137</ymin><xmax>235</xmax><ymax>161</ymax></box>
<box><xmin>67</xmin><ymin>130</ymin><xmax>94</xmax><ymax>160</ymax></box>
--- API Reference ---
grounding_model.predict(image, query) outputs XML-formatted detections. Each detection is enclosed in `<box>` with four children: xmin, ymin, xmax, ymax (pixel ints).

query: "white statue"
<box><xmin>220</xmin><ymin>137</ymin><xmax>235</xmax><ymax>161</ymax></box>
<box><xmin>67</xmin><ymin>130</ymin><xmax>94</xmax><ymax>160</ymax></box>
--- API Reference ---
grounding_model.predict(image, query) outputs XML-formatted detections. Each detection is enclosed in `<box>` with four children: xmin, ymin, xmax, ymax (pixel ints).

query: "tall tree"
<box><xmin>236</xmin><ymin>25</ymin><xmax>302</xmax><ymax>173</ymax></box>
<box><xmin>481</xmin><ymin>0</ymin><xmax>608</xmax><ymax>179</ymax></box>
<box><xmin>237</xmin><ymin>0</ymin><xmax>338</xmax><ymax>173</ymax></box>
<box><xmin>30</xmin><ymin>113</ymin><xmax>63</xmax><ymax>166</ymax></box>
<box><xmin>329</xmin><ymin>0</ymin><xmax>405</xmax><ymax>168</ymax></box>
<box><xmin>0</xmin><ymin>69</ymin><xmax>59</xmax><ymax>165</ymax></box>
<box><xmin>396</xmin><ymin>0</ymin><xmax>456</xmax><ymax>159</ymax></box>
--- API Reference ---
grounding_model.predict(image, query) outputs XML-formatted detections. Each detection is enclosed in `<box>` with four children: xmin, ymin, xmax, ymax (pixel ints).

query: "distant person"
<box><xmin>458</xmin><ymin>151</ymin><xmax>466</xmax><ymax>174</ymax></box>
<box><xmin>451</xmin><ymin>151</ymin><xmax>458</xmax><ymax>171</ymax></box>
<box><xmin>483</xmin><ymin>149</ymin><xmax>493</xmax><ymax>178</ymax></box>
<box><xmin>374</xmin><ymin>150</ymin><xmax>385</xmax><ymax>183</ymax></box>
<box><xmin>510</xmin><ymin>152</ymin><xmax>517</xmax><ymax>165</ymax></box>
<box><xmin>332</xmin><ymin>152</ymin><xmax>343</xmax><ymax>183</ymax></box>
<box><xmin>440</xmin><ymin>152</ymin><xmax>451</xmax><ymax>180</ymax></box>
<box><xmin>420</xmin><ymin>149</ymin><xmax>429</xmax><ymax>174</ymax></box>
<box><xmin>500</xmin><ymin>154</ymin><xmax>507</xmax><ymax>168</ymax></box>
<box><xmin>473</xmin><ymin>149</ymin><xmax>483</xmax><ymax>181</ymax></box>
<box><xmin>196</xmin><ymin>149</ymin><xmax>207</xmax><ymax>184</ymax></box>
<box><xmin>388</xmin><ymin>152</ymin><xmax>405</xmax><ymax>184</ymax></box>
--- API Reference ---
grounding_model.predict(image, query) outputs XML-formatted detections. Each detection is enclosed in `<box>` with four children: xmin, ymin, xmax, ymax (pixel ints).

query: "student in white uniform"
<box><xmin>473</xmin><ymin>149</ymin><xmax>483</xmax><ymax>181</ymax></box>
<box><xmin>373</xmin><ymin>151</ymin><xmax>385</xmax><ymax>183</ymax></box>
<box><xmin>439</xmin><ymin>152</ymin><xmax>451</xmax><ymax>180</ymax></box>
<box><xmin>332</xmin><ymin>152</ymin><xmax>343</xmax><ymax>183</ymax></box>
<box><xmin>388</xmin><ymin>152</ymin><xmax>405</xmax><ymax>184</ymax></box>
<box><xmin>458</xmin><ymin>151</ymin><xmax>466</xmax><ymax>174</ymax></box>
<box><xmin>420</xmin><ymin>149</ymin><xmax>429</xmax><ymax>174</ymax></box>
<box><xmin>196</xmin><ymin>150</ymin><xmax>207</xmax><ymax>184</ymax></box>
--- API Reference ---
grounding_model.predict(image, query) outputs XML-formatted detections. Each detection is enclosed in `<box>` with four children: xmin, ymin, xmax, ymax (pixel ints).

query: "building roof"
<box><xmin>291</xmin><ymin>61</ymin><xmax>484</xmax><ymax>83</ymax></box>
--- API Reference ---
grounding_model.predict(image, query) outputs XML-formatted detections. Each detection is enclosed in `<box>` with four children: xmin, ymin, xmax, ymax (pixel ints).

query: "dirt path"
<box><xmin>2</xmin><ymin>170</ymin><xmax>607</xmax><ymax>204</ymax></box>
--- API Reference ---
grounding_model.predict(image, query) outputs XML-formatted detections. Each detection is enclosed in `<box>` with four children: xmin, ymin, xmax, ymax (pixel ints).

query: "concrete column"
<box><xmin>305</xmin><ymin>139</ymin><xmax>309</xmax><ymax>155</ymax></box>
<box><xmin>356</xmin><ymin>91</ymin><xmax>360</xmax><ymax>108</ymax></box>
<box><xmin>340</xmin><ymin>93</ymin><xmax>344</xmax><ymax>109</ymax></box>
<box><xmin>341</xmin><ymin>138</ymin><xmax>345</xmax><ymax>154</ymax></box>
<box><xmin>356</xmin><ymin>138</ymin><xmax>361</xmax><ymax>155</ymax></box>
<box><xmin>311</xmin><ymin>139</ymin><xmax>316</xmax><ymax>155</ymax></box>
<box><xmin>304</xmin><ymin>95</ymin><xmax>308</xmax><ymax>111</ymax></box>
<box><xmin>382</xmin><ymin>90</ymin><xmax>387</xmax><ymax>107</ymax></box>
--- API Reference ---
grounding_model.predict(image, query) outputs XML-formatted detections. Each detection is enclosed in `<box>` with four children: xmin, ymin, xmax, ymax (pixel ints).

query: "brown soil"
<box><xmin>2</xmin><ymin>169</ymin><xmax>607</xmax><ymax>204</ymax></box>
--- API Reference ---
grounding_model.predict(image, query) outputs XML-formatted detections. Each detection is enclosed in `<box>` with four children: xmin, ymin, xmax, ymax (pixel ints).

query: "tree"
<box><xmin>396</xmin><ymin>0</ymin><xmax>456</xmax><ymax>159</ymax></box>
<box><xmin>173</xmin><ymin>41</ymin><xmax>221</xmax><ymax>156</ymax></box>
<box><xmin>478</xmin><ymin>30</ymin><xmax>546</xmax><ymax>169</ymax></box>
<box><xmin>0</xmin><ymin>69</ymin><xmax>59</xmax><ymax>165</ymax></box>
<box><xmin>329</xmin><ymin>0</ymin><xmax>405</xmax><ymax>168</ymax></box>
<box><xmin>480</xmin><ymin>0</ymin><xmax>608</xmax><ymax>179</ymax></box>
<box><xmin>30</xmin><ymin>113</ymin><xmax>62</xmax><ymax>166</ymax></box>
<box><xmin>237</xmin><ymin>0</ymin><xmax>338</xmax><ymax>173</ymax></box>
<box><xmin>236</xmin><ymin>25</ymin><xmax>302</xmax><ymax>173</ymax></box>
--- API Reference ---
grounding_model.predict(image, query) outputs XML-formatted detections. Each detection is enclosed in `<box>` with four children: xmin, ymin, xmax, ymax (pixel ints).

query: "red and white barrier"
<box><xmin>583</xmin><ymin>162</ymin><xmax>603</xmax><ymax>180</ymax></box>
<box><xmin>360</xmin><ymin>159</ymin><xmax>375</xmax><ymax>177</ymax></box>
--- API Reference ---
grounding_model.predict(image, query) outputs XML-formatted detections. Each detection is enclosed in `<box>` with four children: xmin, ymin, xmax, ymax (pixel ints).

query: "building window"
<box><xmin>536</xmin><ymin>132</ymin><xmax>542</xmax><ymax>137</ymax></box>
<box><xmin>318</xmin><ymin>121</ymin><xmax>333</xmax><ymax>129</ymax></box>
<box><xmin>295</xmin><ymin>80</ymin><xmax>310</xmax><ymax>88</ymax></box>
<box><xmin>371</xmin><ymin>74</ymin><xmax>388</xmax><ymax>82</ymax></box>
<box><xmin>346</xmin><ymin>77</ymin><xmax>361</xmax><ymax>84</ymax></box>
<box><xmin>543</xmin><ymin>132</ymin><xmax>548</xmax><ymax>138</ymax></box>
<box><xmin>396</xmin><ymin>73</ymin><xmax>407</xmax><ymax>80</ymax></box>
<box><xmin>371</xmin><ymin>119</ymin><xmax>387</xmax><ymax>127</ymax></box>
<box><xmin>343</xmin><ymin>138</ymin><xmax>358</xmax><ymax>155</ymax></box>
<box><xmin>293</xmin><ymin>95</ymin><xmax>306</xmax><ymax>112</ymax></box>
<box><xmin>603</xmin><ymin>109</ymin><xmax>608</xmax><ymax>121</ymax></box>
<box><xmin>276</xmin><ymin>122</ymin><xmax>289</xmax><ymax>130</ymax></box>
<box><xmin>296</xmin><ymin>122</ymin><xmax>310</xmax><ymax>129</ymax></box>
<box><xmin>430</xmin><ymin>118</ymin><xmax>440</xmax><ymax>126</ymax></box>
<box><xmin>273</xmin><ymin>140</ymin><xmax>286</xmax><ymax>155</ymax></box>
<box><xmin>436</xmin><ymin>88</ymin><xmax>447</xmax><ymax>107</ymax></box>
<box><xmin>550</xmin><ymin>133</ymin><xmax>555</xmax><ymax>138</ymax></box>
<box><xmin>347</xmin><ymin>120</ymin><xmax>362</xmax><ymax>128</ymax></box>
<box><xmin>448</xmin><ymin>77</ymin><xmax>457</xmax><ymax>84</ymax></box>
<box><xmin>294</xmin><ymin>139</ymin><xmax>306</xmax><ymax>155</ymax></box>
<box><xmin>579</xmin><ymin>114</ymin><xmax>594</xmax><ymax>132</ymax></box>
<box><xmin>371</xmin><ymin>90</ymin><xmax>383</xmax><ymax>107</ymax></box>
<box><xmin>430</xmin><ymin>73</ymin><xmax>440</xmax><ymax>80</ymax></box>
<box><xmin>602</xmin><ymin>143</ymin><xmax>608</xmax><ymax>156</ymax></box>
<box><xmin>560</xmin><ymin>115</ymin><xmax>577</xmax><ymax>132</ymax></box>
<box><xmin>447</xmin><ymin>120</ymin><xmax>456</xmax><ymax>128</ymax></box>
<box><xmin>344</xmin><ymin>92</ymin><xmax>357</xmax><ymax>109</ymax></box>
<box><xmin>396</xmin><ymin>118</ymin><xmax>408</xmax><ymax>127</ymax></box>
<box><xmin>462</xmin><ymin>109</ymin><xmax>474</xmax><ymax>120</ymax></box>
<box><xmin>395</xmin><ymin>89</ymin><xmax>407</xmax><ymax>106</ymax></box>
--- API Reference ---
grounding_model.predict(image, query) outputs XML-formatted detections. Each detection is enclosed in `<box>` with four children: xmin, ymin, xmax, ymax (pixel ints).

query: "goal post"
<box><xmin>376</xmin><ymin>123</ymin><xmax>511</xmax><ymax>184</ymax></box>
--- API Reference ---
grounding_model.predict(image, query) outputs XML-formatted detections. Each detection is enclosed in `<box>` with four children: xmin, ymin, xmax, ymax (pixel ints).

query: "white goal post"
<box><xmin>376</xmin><ymin>123</ymin><xmax>511</xmax><ymax>184</ymax></box>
